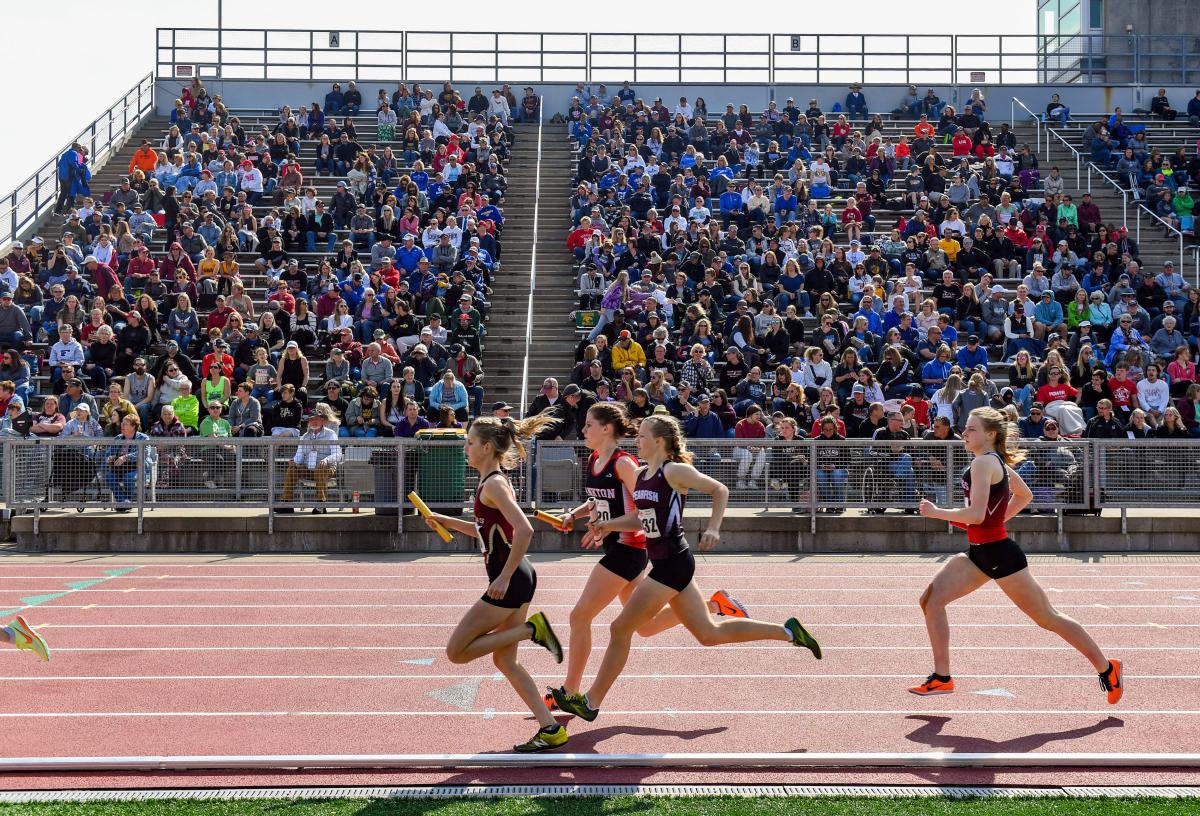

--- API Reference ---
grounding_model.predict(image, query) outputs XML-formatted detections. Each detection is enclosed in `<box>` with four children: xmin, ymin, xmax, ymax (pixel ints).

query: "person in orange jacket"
<box><xmin>128</xmin><ymin>140</ymin><xmax>159</xmax><ymax>175</ymax></box>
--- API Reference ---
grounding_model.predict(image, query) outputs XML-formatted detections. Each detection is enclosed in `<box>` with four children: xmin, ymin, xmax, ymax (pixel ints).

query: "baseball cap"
<box><xmin>491</xmin><ymin>401</ymin><xmax>513</xmax><ymax>411</ymax></box>
<box><xmin>562</xmin><ymin>384</ymin><xmax>582</xmax><ymax>397</ymax></box>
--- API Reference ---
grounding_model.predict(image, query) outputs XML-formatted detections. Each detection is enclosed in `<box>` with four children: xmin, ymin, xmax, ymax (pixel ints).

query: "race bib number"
<box><xmin>637</xmin><ymin>508</ymin><xmax>661</xmax><ymax>539</ymax></box>
<box><xmin>591</xmin><ymin>499</ymin><xmax>611</xmax><ymax>524</ymax></box>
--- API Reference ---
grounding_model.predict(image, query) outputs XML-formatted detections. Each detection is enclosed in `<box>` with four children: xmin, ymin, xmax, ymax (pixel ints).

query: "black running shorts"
<box><xmin>967</xmin><ymin>538</ymin><xmax>1029</xmax><ymax>581</ymax></box>
<box><xmin>482</xmin><ymin>555</ymin><xmax>538</xmax><ymax>609</ymax></box>
<box><xmin>647</xmin><ymin>548</ymin><xmax>696</xmax><ymax>593</ymax></box>
<box><xmin>599</xmin><ymin>542</ymin><xmax>650</xmax><ymax>582</ymax></box>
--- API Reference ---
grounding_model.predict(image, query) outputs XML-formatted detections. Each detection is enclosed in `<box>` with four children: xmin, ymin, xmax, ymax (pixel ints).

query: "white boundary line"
<box><xmin>27</xmin><ymin>622</ymin><xmax>1200</xmax><ymax>629</ymax></box>
<box><xmin>2</xmin><ymin>784</ymin><xmax>1200</xmax><ymax>801</ymax></box>
<box><xmin>20</xmin><ymin>603</ymin><xmax>1198</xmax><ymax>610</ymax></box>
<box><xmin>7</xmin><ymin>573</ymin><xmax>1199</xmax><ymax>579</ymax></box>
<box><xmin>2</xmin><ymin>644</ymin><xmax>1196</xmax><ymax>652</ymax></box>
<box><xmin>0</xmin><ymin>710</ymin><xmax>1195</xmax><ymax>719</ymax></box>
<box><xmin>5</xmin><ymin>587</ymin><xmax>1196</xmax><ymax>593</ymax></box>
<box><xmin>0</xmin><ymin>752</ymin><xmax>1198</xmax><ymax>771</ymax></box>
<box><xmin>0</xmin><ymin>673</ymin><xmax>1192</xmax><ymax>681</ymax></box>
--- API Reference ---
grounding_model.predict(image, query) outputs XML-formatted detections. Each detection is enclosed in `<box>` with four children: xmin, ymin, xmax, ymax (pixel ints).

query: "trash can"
<box><xmin>415</xmin><ymin>428</ymin><xmax>467</xmax><ymax>515</ymax></box>
<box><xmin>369</xmin><ymin>447</ymin><xmax>400</xmax><ymax>516</ymax></box>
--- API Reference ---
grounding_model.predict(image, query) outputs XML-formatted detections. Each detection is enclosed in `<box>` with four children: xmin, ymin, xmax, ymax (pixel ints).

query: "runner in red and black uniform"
<box><xmin>543</xmin><ymin>404</ymin><xmax>749</xmax><ymax>709</ymax></box>
<box><xmin>552</xmin><ymin>415</ymin><xmax>822</xmax><ymax>723</ymax></box>
<box><xmin>914</xmin><ymin>406</ymin><xmax>1124</xmax><ymax>703</ymax></box>
<box><xmin>422</xmin><ymin>414</ymin><xmax>568</xmax><ymax>752</ymax></box>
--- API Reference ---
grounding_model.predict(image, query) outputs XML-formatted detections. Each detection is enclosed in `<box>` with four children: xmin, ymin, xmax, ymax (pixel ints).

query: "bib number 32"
<box><xmin>637</xmin><ymin>508</ymin><xmax>661</xmax><ymax>538</ymax></box>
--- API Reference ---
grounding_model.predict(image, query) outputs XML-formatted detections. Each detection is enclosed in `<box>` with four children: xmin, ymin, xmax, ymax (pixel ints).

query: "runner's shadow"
<box><xmin>558</xmin><ymin>723</ymin><xmax>730</xmax><ymax>753</ymax></box>
<box><xmin>901</xmin><ymin>714</ymin><xmax>1124</xmax><ymax>786</ymax></box>
<box><xmin>904</xmin><ymin>714</ymin><xmax>1124</xmax><ymax>753</ymax></box>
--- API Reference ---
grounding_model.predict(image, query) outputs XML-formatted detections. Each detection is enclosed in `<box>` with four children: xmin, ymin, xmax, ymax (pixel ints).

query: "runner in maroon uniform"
<box><xmin>915</xmin><ymin>406</ymin><xmax>1123</xmax><ymax>703</ymax></box>
<box><xmin>422</xmin><ymin>413</ymin><xmax>569</xmax><ymax>752</ymax></box>
<box><xmin>545</xmin><ymin>404</ymin><xmax>749</xmax><ymax>707</ymax></box>
<box><xmin>552</xmin><ymin>415</ymin><xmax>822</xmax><ymax>723</ymax></box>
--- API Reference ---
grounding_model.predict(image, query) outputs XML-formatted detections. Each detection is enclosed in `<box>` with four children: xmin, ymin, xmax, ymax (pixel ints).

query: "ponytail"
<box><xmin>970</xmin><ymin>406</ymin><xmax>1026</xmax><ymax>466</ymax></box>
<box><xmin>472</xmin><ymin>413</ymin><xmax>560</xmax><ymax>470</ymax></box>
<box><xmin>588</xmin><ymin>402</ymin><xmax>638</xmax><ymax>438</ymax></box>
<box><xmin>640</xmin><ymin>415</ymin><xmax>693</xmax><ymax>464</ymax></box>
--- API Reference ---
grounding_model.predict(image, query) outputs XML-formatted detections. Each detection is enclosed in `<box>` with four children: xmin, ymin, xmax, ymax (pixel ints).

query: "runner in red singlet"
<box><xmin>914</xmin><ymin>406</ymin><xmax>1123</xmax><ymax>703</ymax></box>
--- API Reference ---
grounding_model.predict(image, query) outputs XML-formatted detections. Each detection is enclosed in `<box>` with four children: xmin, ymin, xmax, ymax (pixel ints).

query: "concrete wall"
<box><xmin>14</xmin><ymin>511</ymin><xmax>1200</xmax><ymax>554</ymax></box>
<box><xmin>1103</xmin><ymin>0</ymin><xmax>1200</xmax><ymax>86</ymax></box>
<box><xmin>155</xmin><ymin>78</ymin><xmax>1200</xmax><ymax>124</ymax></box>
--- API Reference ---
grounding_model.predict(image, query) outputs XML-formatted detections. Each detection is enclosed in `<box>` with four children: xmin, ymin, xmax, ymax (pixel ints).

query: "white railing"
<box><xmin>519</xmin><ymin>97</ymin><xmax>544</xmax><ymax>418</ymax></box>
<box><xmin>0</xmin><ymin>73</ymin><xmax>155</xmax><ymax>253</ymax></box>
<box><xmin>1010</xmin><ymin>97</ymin><xmax>1042</xmax><ymax>160</ymax></box>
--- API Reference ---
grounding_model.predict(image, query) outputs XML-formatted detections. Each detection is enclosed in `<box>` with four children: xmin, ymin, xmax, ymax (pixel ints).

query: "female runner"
<box><xmin>1</xmin><ymin>616</ymin><xmax>49</xmax><ymax>662</ymax></box>
<box><xmin>552</xmin><ymin>415</ymin><xmax>822</xmax><ymax>722</ymax></box>
<box><xmin>422</xmin><ymin>414</ymin><xmax>568</xmax><ymax>752</ymax></box>
<box><xmin>545</xmin><ymin>403</ymin><xmax>749</xmax><ymax>708</ymax></box>
<box><xmin>914</xmin><ymin>406</ymin><xmax>1123</xmax><ymax>703</ymax></box>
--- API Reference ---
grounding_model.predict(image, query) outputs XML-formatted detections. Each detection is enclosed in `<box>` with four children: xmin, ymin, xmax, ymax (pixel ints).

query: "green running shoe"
<box><xmin>513</xmin><ymin>723</ymin><xmax>569</xmax><ymax>753</ymax></box>
<box><xmin>551</xmin><ymin>686</ymin><xmax>599</xmax><ymax>722</ymax></box>
<box><xmin>527</xmin><ymin>611</ymin><xmax>563</xmax><ymax>664</ymax></box>
<box><xmin>9</xmin><ymin>616</ymin><xmax>50</xmax><ymax>662</ymax></box>
<box><xmin>785</xmin><ymin>617</ymin><xmax>822</xmax><ymax>659</ymax></box>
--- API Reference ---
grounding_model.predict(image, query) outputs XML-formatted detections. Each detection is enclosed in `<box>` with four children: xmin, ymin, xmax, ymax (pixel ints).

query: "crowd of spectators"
<box><xmin>531</xmin><ymin>84</ymin><xmax>1200</xmax><ymax>499</ymax></box>
<box><xmin>3</xmin><ymin>79</ymin><xmax>525</xmax><ymax>493</ymax></box>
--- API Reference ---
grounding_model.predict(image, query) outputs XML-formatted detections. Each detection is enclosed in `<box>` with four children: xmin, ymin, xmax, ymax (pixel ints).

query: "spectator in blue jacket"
<box><xmin>719</xmin><ymin>186</ymin><xmax>743</xmax><ymax>229</ymax></box>
<box><xmin>324</xmin><ymin>84</ymin><xmax>346</xmax><ymax>115</ymax></box>
<box><xmin>683</xmin><ymin>395</ymin><xmax>725</xmax><ymax>439</ymax></box>
<box><xmin>55</xmin><ymin>143</ymin><xmax>84</xmax><ymax>214</ymax></box>
<box><xmin>429</xmin><ymin>370</ymin><xmax>469</xmax><ymax>421</ymax></box>
<box><xmin>955</xmin><ymin>334</ymin><xmax>988</xmax><ymax>370</ymax></box>
<box><xmin>845</xmin><ymin>84</ymin><xmax>868</xmax><ymax>119</ymax></box>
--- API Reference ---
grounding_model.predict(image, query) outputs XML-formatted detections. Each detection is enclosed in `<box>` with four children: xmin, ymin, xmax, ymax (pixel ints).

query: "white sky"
<box><xmin>0</xmin><ymin>2</ymin><xmax>1036</xmax><ymax>194</ymax></box>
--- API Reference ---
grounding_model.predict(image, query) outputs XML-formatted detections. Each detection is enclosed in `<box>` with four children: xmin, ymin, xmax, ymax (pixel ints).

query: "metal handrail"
<box><xmin>0</xmin><ymin>72</ymin><xmax>155</xmax><ymax>253</ymax></box>
<box><xmin>518</xmin><ymin>97</ymin><xmax>544</xmax><ymax>418</ymax></box>
<box><xmin>1136</xmin><ymin>202</ymin><xmax>1188</xmax><ymax>278</ymax></box>
<box><xmin>154</xmin><ymin>29</ymin><xmax>1200</xmax><ymax>87</ymax></box>
<box><xmin>1010</xmin><ymin>96</ymin><xmax>1042</xmax><ymax>160</ymax></box>
<box><xmin>1045</xmin><ymin>127</ymin><xmax>1085</xmax><ymax>192</ymax></box>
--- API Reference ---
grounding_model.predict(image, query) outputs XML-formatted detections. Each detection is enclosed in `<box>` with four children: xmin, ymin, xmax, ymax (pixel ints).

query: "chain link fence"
<box><xmin>3</xmin><ymin>437</ymin><xmax>1197</xmax><ymax>519</ymax></box>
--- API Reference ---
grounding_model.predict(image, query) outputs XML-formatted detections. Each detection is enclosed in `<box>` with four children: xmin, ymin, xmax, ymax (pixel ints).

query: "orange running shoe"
<box><xmin>543</xmin><ymin>688</ymin><xmax>560</xmax><ymax>711</ymax></box>
<box><xmin>909</xmin><ymin>674</ymin><xmax>955</xmax><ymax>696</ymax></box>
<box><xmin>1099</xmin><ymin>659</ymin><xmax>1123</xmax><ymax>704</ymax></box>
<box><xmin>709</xmin><ymin>590</ymin><xmax>748</xmax><ymax>618</ymax></box>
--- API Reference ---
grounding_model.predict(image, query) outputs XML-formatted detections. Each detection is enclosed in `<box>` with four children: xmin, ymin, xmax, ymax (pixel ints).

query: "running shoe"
<box><xmin>909</xmin><ymin>674</ymin><xmax>955</xmax><ymax>696</ymax></box>
<box><xmin>710</xmin><ymin>590</ymin><xmax>748</xmax><ymax>618</ymax></box>
<box><xmin>527</xmin><ymin>612</ymin><xmax>563</xmax><ymax>664</ymax></box>
<box><xmin>551</xmin><ymin>687</ymin><xmax>599</xmax><ymax>722</ymax></box>
<box><xmin>9</xmin><ymin>616</ymin><xmax>50</xmax><ymax>662</ymax></box>
<box><xmin>784</xmin><ymin>617</ymin><xmax>822</xmax><ymax>659</ymax></box>
<box><xmin>543</xmin><ymin>687</ymin><xmax>562</xmax><ymax>711</ymax></box>
<box><xmin>1098</xmin><ymin>659</ymin><xmax>1123</xmax><ymax>705</ymax></box>
<box><xmin>513</xmin><ymin>723</ymin><xmax>568</xmax><ymax>753</ymax></box>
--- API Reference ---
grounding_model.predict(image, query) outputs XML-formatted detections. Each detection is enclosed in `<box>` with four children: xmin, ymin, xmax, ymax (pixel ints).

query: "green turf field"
<box><xmin>0</xmin><ymin>797</ymin><xmax>1196</xmax><ymax>816</ymax></box>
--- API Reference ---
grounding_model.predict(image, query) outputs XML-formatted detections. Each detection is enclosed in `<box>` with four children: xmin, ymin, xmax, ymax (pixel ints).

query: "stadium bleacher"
<box><xmin>539</xmin><ymin>88</ymin><xmax>1200</xmax><ymax>461</ymax></box>
<box><xmin>3</xmin><ymin>81</ymin><xmax>529</xmax><ymax>448</ymax></box>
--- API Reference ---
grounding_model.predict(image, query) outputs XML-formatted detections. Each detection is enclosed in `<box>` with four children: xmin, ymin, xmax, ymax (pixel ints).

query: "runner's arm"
<box><xmin>1002</xmin><ymin>465</ymin><xmax>1033</xmax><ymax>520</ymax></box>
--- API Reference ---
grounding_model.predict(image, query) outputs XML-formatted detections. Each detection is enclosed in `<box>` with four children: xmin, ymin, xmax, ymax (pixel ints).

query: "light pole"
<box><xmin>216</xmin><ymin>0</ymin><xmax>223</xmax><ymax>79</ymax></box>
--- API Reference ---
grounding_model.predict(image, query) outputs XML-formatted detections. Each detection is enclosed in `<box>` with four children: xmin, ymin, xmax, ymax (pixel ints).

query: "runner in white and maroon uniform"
<box><xmin>551</xmin><ymin>415</ymin><xmax>822</xmax><ymax>723</ymax></box>
<box><xmin>544</xmin><ymin>403</ymin><xmax>749</xmax><ymax>709</ymax></box>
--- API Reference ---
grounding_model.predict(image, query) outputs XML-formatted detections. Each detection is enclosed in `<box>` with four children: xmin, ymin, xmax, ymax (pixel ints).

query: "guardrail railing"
<box><xmin>0</xmin><ymin>73</ymin><xmax>155</xmax><ymax>254</ymax></box>
<box><xmin>156</xmin><ymin>29</ymin><xmax>1200</xmax><ymax>86</ymax></box>
<box><xmin>3</xmin><ymin>436</ymin><xmax>1188</xmax><ymax>534</ymax></box>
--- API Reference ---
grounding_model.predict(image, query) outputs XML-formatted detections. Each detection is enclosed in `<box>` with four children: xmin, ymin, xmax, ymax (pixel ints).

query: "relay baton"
<box><xmin>408</xmin><ymin>491</ymin><xmax>453</xmax><ymax>543</ymax></box>
<box><xmin>535</xmin><ymin>509</ymin><xmax>569</xmax><ymax>531</ymax></box>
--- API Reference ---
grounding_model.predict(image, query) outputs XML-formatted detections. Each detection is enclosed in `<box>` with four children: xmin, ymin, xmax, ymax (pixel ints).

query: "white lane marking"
<box><xmin>4</xmin><ymin>587</ymin><xmax>1196</xmax><ymax>593</ymax></box>
<box><xmin>30</xmin><ymin>622</ymin><xmax>1200</xmax><ymax>629</ymax></box>
<box><xmin>0</xmin><ymin>673</ymin><xmax>1192</xmax><ymax>682</ymax></box>
<box><xmin>0</xmin><ymin>645</ymin><xmax>1194</xmax><ymax>653</ymax></box>
<box><xmin>0</xmin><ymin>709</ymin><xmax>1193</xmax><ymax>719</ymax></box>
<box><xmin>4</xmin><ymin>573</ymin><xmax>1197</xmax><ymax>580</ymax></box>
<box><xmin>19</xmin><ymin>603</ymin><xmax>1200</xmax><ymax>610</ymax></box>
<box><xmin>972</xmin><ymin>688</ymin><xmax>1017</xmax><ymax>698</ymax></box>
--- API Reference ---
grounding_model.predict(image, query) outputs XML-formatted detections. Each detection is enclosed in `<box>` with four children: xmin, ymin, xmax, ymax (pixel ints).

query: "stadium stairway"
<box><xmin>484</xmin><ymin>122</ymin><xmax>578</xmax><ymax>412</ymax></box>
<box><xmin>1040</xmin><ymin>121</ymin><xmax>1183</xmax><ymax>272</ymax></box>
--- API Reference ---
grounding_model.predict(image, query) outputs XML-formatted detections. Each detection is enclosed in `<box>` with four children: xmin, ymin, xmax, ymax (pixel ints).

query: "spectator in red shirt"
<box><xmin>1107</xmin><ymin>363</ymin><xmax>1138</xmax><ymax>423</ymax></box>
<box><xmin>733</xmin><ymin>404</ymin><xmax>768</xmax><ymax>489</ymax></box>
<box><xmin>267</xmin><ymin>280</ymin><xmax>296</xmax><ymax>314</ymax></box>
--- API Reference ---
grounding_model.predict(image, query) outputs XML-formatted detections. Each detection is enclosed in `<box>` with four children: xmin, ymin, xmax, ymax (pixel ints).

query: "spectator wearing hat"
<box><xmin>342</xmin><ymin>385</ymin><xmax>384</xmax><ymax>437</ymax></box>
<box><xmin>403</xmin><ymin>343</ymin><xmax>439</xmax><ymax>390</ymax></box>
<box><xmin>280</xmin><ymin>403</ymin><xmax>343</xmax><ymax>513</ymax></box>
<box><xmin>449</xmin><ymin>344</ymin><xmax>484</xmax><ymax>417</ymax></box>
<box><xmin>0</xmin><ymin>288</ymin><xmax>32</xmax><ymax>348</ymax></box>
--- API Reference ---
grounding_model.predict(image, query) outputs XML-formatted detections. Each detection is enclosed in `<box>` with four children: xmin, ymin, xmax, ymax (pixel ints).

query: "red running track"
<box><xmin>0</xmin><ymin>556</ymin><xmax>1199</xmax><ymax>790</ymax></box>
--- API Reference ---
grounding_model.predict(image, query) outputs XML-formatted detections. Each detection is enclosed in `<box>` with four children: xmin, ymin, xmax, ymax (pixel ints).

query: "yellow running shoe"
<box><xmin>527</xmin><ymin>611</ymin><xmax>563</xmax><ymax>664</ymax></box>
<box><xmin>9</xmin><ymin>616</ymin><xmax>50</xmax><ymax>662</ymax></box>
<box><xmin>513</xmin><ymin>723</ymin><xmax>568</xmax><ymax>753</ymax></box>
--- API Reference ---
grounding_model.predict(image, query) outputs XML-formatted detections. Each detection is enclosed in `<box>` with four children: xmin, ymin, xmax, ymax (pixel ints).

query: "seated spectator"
<box><xmin>342</xmin><ymin>386</ymin><xmax>384</xmax><ymax>438</ymax></box>
<box><xmin>100</xmin><ymin>414</ymin><xmax>155</xmax><ymax>510</ymax></box>
<box><xmin>279</xmin><ymin>404</ymin><xmax>342</xmax><ymax>513</ymax></box>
